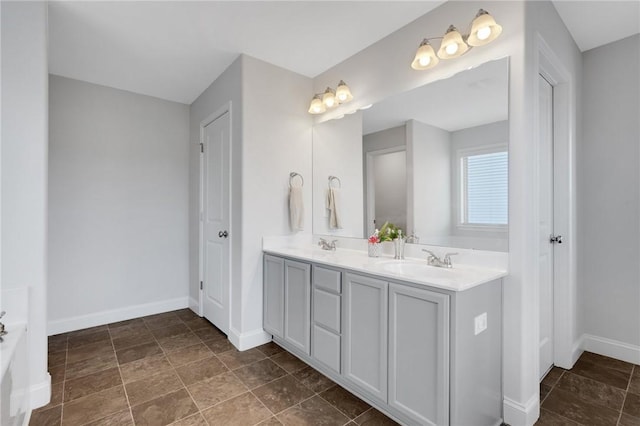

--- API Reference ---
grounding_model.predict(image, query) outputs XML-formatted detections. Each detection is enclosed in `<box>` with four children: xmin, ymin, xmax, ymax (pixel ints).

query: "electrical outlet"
<box><xmin>474</xmin><ymin>312</ymin><xmax>487</xmax><ymax>335</ymax></box>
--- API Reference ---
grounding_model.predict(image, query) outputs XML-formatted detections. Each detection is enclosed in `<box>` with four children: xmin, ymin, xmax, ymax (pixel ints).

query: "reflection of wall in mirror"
<box><xmin>312</xmin><ymin>113</ymin><xmax>364</xmax><ymax>237</ymax></box>
<box><xmin>407</xmin><ymin>119</ymin><xmax>451</xmax><ymax>241</ymax></box>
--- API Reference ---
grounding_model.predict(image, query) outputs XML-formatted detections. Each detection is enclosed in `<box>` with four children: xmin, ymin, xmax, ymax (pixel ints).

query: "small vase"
<box><xmin>393</xmin><ymin>237</ymin><xmax>405</xmax><ymax>260</ymax></box>
<box><xmin>368</xmin><ymin>242</ymin><xmax>380</xmax><ymax>257</ymax></box>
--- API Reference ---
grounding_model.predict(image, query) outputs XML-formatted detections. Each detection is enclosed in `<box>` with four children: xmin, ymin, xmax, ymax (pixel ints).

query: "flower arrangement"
<box><xmin>377</xmin><ymin>221</ymin><xmax>402</xmax><ymax>242</ymax></box>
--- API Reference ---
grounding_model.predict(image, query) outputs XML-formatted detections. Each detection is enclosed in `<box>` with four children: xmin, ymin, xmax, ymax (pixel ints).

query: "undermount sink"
<box><xmin>374</xmin><ymin>261</ymin><xmax>452</xmax><ymax>277</ymax></box>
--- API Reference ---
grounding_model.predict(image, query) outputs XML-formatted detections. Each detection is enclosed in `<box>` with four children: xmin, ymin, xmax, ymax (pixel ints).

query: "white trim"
<box><xmin>199</xmin><ymin>101</ymin><xmax>233</xmax><ymax>334</ymax></box>
<box><xmin>228</xmin><ymin>326</ymin><xmax>271</xmax><ymax>351</ymax></box>
<box><xmin>503</xmin><ymin>394</ymin><xmax>540</xmax><ymax>426</ymax></box>
<box><xmin>47</xmin><ymin>297</ymin><xmax>189</xmax><ymax>335</ymax></box>
<box><xmin>29</xmin><ymin>374</ymin><xmax>51</xmax><ymax>410</ymax></box>
<box><xmin>535</xmin><ymin>34</ymin><xmax>578</xmax><ymax>372</ymax></box>
<box><xmin>581</xmin><ymin>334</ymin><xmax>640</xmax><ymax>365</ymax></box>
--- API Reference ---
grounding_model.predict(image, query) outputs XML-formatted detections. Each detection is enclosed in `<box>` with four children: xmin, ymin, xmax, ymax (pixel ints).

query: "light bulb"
<box><xmin>308</xmin><ymin>95</ymin><xmax>326</xmax><ymax>114</ymax></box>
<box><xmin>468</xmin><ymin>10</ymin><xmax>502</xmax><ymax>47</ymax></box>
<box><xmin>437</xmin><ymin>25</ymin><xmax>468</xmax><ymax>59</ymax></box>
<box><xmin>445</xmin><ymin>43</ymin><xmax>458</xmax><ymax>55</ymax></box>
<box><xmin>322</xmin><ymin>87</ymin><xmax>337</xmax><ymax>108</ymax></box>
<box><xmin>335</xmin><ymin>80</ymin><xmax>353</xmax><ymax>103</ymax></box>
<box><xmin>477</xmin><ymin>26</ymin><xmax>491</xmax><ymax>40</ymax></box>
<box><xmin>411</xmin><ymin>39</ymin><xmax>438</xmax><ymax>70</ymax></box>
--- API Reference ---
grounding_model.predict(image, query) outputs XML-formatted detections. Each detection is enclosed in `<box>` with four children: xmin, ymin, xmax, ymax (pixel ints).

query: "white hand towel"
<box><xmin>326</xmin><ymin>188</ymin><xmax>342</xmax><ymax>229</ymax></box>
<box><xmin>289</xmin><ymin>186</ymin><xmax>304</xmax><ymax>231</ymax></box>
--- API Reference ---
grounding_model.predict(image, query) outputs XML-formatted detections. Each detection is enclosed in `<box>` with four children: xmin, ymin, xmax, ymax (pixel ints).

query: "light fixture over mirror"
<box><xmin>411</xmin><ymin>9</ymin><xmax>502</xmax><ymax>70</ymax></box>
<box><xmin>411</xmin><ymin>39</ymin><xmax>439</xmax><ymax>70</ymax></box>
<box><xmin>308</xmin><ymin>94</ymin><xmax>326</xmax><ymax>114</ymax></box>
<box><xmin>308</xmin><ymin>80</ymin><xmax>353</xmax><ymax>114</ymax></box>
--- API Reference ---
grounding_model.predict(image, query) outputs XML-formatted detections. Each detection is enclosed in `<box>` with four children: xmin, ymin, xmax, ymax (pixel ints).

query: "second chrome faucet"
<box><xmin>422</xmin><ymin>249</ymin><xmax>458</xmax><ymax>268</ymax></box>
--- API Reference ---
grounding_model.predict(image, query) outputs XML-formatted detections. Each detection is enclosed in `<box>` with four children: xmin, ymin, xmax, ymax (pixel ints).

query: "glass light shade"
<box><xmin>335</xmin><ymin>80</ymin><xmax>353</xmax><ymax>103</ymax></box>
<box><xmin>411</xmin><ymin>39</ymin><xmax>439</xmax><ymax>70</ymax></box>
<box><xmin>467</xmin><ymin>10</ymin><xmax>502</xmax><ymax>46</ymax></box>
<box><xmin>308</xmin><ymin>95</ymin><xmax>326</xmax><ymax>114</ymax></box>
<box><xmin>437</xmin><ymin>25</ymin><xmax>469</xmax><ymax>59</ymax></box>
<box><xmin>322</xmin><ymin>87</ymin><xmax>338</xmax><ymax>108</ymax></box>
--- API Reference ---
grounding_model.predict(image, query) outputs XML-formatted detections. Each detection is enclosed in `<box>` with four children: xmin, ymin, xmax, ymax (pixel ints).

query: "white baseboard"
<box><xmin>47</xmin><ymin>297</ymin><xmax>189</xmax><ymax>335</ymax></box>
<box><xmin>228</xmin><ymin>326</ymin><xmax>271</xmax><ymax>351</ymax></box>
<box><xmin>189</xmin><ymin>296</ymin><xmax>200</xmax><ymax>315</ymax></box>
<box><xmin>29</xmin><ymin>374</ymin><xmax>51</xmax><ymax>410</ymax></box>
<box><xmin>503</xmin><ymin>394</ymin><xmax>539</xmax><ymax>426</ymax></box>
<box><xmin>581</xmin><ymin>333</ymin><xmax>640</xmax><ymax>365</ymax></box>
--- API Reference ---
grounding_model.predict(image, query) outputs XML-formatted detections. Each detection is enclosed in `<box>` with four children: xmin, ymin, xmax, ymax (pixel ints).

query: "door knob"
<box><xmin>218</xmin><ymin>230</ymin><xmax>228</xmax><ymax>238</ymax></box>
<box><xmin>549</xmin><ymin>234</ymin><xmax>562</xmax><ymax>244</ymax></box>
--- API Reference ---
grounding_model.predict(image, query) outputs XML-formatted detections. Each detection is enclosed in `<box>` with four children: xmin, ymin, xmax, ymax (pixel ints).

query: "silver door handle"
<box><xmin>218</xmin><ymin>230</ymin><xmax>228</xmax><ymax>238</ymax></box>
<box><xmin>549</xmin><ymin>234</ymin><xmax>562</xmax><ymax>244</ymax></box>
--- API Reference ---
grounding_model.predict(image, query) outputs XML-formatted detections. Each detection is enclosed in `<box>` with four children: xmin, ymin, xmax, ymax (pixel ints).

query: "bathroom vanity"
<box><xmin>263</xmin><ymin>243</ymin><xmax>506</xmax><ymax>426</ymax></box>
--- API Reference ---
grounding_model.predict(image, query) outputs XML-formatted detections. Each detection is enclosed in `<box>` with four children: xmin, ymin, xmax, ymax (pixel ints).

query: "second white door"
<box><xmin>538</xmin><ymin>74</ymin><xmax>555</xmax><ymax>379</ymax></box>
<box><xmin>202</xmin><ymin>111</ymin><xmax>230</xmax><ymax>334</ymax></box>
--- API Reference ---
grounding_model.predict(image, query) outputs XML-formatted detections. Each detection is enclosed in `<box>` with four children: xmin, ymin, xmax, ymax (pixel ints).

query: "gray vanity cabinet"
<box><xmin>388</xmin><ymin>283</ymin><xmax>450</xmax><ymax>426</ymax></box>
<box><xmin>263</xmin><ymin>255</ymin><xmax>311</xmax><ymax>354</ymax></box>
<box><xmin>343</xmin><ymin>273</ymin><xmax>388</xmax><ymax>403</ymax></box>
<box><xmin>263</xmin><ymin>255</ymin><xmax>285</xmax><ymax>339</ymax></box>
<box><xmin>311</xmin><ymin>265</ymin><xmax>342</xmax><ymax>373</ymax></box>
<box><xmin>283</xmin><ymin>259</ymin><xmax>311</xmax><ymax>354</ymax></box>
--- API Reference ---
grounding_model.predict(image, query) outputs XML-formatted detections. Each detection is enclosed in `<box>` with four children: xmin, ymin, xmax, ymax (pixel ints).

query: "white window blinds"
<box><xmin>462</xmin><ymin>151</ymin><xmax>508</xmax><ymax>225</ymax></box>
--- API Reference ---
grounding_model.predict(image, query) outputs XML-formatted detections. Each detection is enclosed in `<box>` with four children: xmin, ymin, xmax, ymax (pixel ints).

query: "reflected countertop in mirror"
<box><xmin>312</xmin><ymin>57</ymin><xmax>510</xmax><ymax>252</ymax></box>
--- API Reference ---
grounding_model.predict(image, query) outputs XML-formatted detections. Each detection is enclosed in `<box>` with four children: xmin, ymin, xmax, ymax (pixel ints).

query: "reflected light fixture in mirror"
<box><xmin>308</xmin><ymin>80</ymin><xmax>353</xmax><ymax>114</ymax></box>
<box><xmin>411</xmin><ymin>9</ymin><xmax>502</xmax><ymax>69</ymax></box>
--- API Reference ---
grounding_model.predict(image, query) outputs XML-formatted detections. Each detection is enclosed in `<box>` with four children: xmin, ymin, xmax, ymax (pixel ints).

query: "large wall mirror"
<box><xmin>312</xmin><ymin>57</ymin><xmax>509</xmax><ymax>251</ymax></box>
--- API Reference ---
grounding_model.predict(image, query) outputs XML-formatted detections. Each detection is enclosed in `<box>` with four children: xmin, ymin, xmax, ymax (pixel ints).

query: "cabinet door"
<box><xmin>343</xmin><ymin>273</ymin><xmax>388</xmax><ymax>402</ymax></box>
<box><xmin>284</xmin><ymin>259</ymin><xmax>311</xmax><ymax>354</ymax></box>
<box><xmin>263</xmin><ymin>255</ymin><xmax>284</xmax><ymax>339</ymax></box>
<box><xmin>389</xmin><ymin>284</ymin><xmax>449</xmax><ymax>426</ymax></box>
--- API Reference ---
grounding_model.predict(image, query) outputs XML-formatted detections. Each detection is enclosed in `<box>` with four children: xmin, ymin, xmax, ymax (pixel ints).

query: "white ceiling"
<box><xmin>552</xmin><ymin>0</ymin><xmax>640</xmax><ymax>52</ymax></box>
<box><xmin>48</xmin><ymin>1</ymin><xmax>639</xmax><ymax>105</ymax></box>
<box><xmin>362</xmin><ymin>58</ymin><xmax>509</xmax><ymax>135</ymax></box>
<box><xmin>48</xmin><ymin>1</ymin><xmax>443</xmax><ymax>104</ymax></box>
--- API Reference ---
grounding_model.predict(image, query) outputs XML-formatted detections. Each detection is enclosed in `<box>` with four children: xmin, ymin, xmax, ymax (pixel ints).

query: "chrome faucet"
<box><xmin>318</xmin><ymin>238</ymin><xmax>337</xmax><ymax>251</ymax></box>
<box><xmin>0</xmin><ymin>311</ymin><xmax>7</xmax><ymax>339</ymax></box>
<box><xmin>422</xmin><ymin>249</ymin><xmax>458</xmax><ymax>268</ymax></box>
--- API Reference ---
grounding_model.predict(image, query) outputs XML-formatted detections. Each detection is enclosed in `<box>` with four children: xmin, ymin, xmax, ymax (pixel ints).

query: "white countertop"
<box><xmin>263</xmin><ymin>244</ymin><xmax>507</xmax><ymax>292</ymax></box>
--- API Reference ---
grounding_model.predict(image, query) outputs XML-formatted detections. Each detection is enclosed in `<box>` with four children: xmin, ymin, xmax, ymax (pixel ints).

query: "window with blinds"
<box><xmin>460</xmin><ymin>149</ymin><xmax>508</xmax><ymax>226</ymax></box>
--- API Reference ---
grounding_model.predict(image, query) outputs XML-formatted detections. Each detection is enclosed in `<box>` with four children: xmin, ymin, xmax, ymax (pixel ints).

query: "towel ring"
<box><xmin>289</xmin><ymin>172</ymin><xmax>304</xmax><ymax>188</ymax></box>
<box><xmin>328</xmin><ymin>175</ymin><xmax>341</xmax><ymax>189</ymax></box>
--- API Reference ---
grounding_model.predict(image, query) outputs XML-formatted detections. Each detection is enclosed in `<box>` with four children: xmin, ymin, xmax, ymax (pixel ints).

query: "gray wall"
<box><xmin>48</xmin><ymin>75</ymin><xmax>190</xmax><ymax>332</ymax></box>
<box><xmin>579</xmin><ymin>34</ymin><xmax>640</xmax><ymax>347</ymax></box>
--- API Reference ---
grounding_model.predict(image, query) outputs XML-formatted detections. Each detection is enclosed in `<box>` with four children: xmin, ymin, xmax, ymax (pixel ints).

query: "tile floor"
<box><xmin>30</xmin><ymin>309</ymin><xmax>398</xmax><ymax>426</ymax></box>
<box><xmin>536</xmin><ymin>351</ymin><xmax>640</xmax><ymax>426</ymax></box>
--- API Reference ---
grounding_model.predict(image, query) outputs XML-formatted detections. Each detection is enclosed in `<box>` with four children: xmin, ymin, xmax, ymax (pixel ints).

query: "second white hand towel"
<box><xmin>289</xmin><ymin>186</ymin><xmax>304</xmax><ymax>231</ymax></box>
<box><xmin>326</xmin><ymin>187</ymin><xmax>342</xmax><ymax>229</ymax></box>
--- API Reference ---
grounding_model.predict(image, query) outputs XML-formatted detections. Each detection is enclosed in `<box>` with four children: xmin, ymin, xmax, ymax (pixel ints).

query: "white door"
<box><xmin>539</xmin><ymin>74</ymin><xmax>555</xmax><ymax>379</ymax></box>
<box><xmin>201</xmin><ymin>111</ymin><xmax>230</xmax><ymax>334</ymax></box>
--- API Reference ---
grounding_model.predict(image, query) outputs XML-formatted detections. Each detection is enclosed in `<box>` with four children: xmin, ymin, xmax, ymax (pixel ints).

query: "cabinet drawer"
<box><xmin>313</xmin><ymin>266</ymin><xmax>341</xmax><ymax>293</ymax></box>
<box><xmin>313</xmin><ymin>289</ymin><xmax>341</xmax><ymax>333</ymax></box>
<box><xmin>312</xmin><ymin>325</ymin><xmax>340</xmax><ymax>373</ymax></box>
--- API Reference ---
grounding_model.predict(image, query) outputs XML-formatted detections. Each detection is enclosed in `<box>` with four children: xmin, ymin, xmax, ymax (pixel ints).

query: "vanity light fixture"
<box><xmin>437</xmin><ymin>25</ymin><xmax>469</xmax><ymax>59</ymax></box>
<box><xmin>322</xmin><ymin>87</ymin><xmax>337</xmax><ymax>108</ymax></box>
<box><xmin>468</xmin><ymin>9</ymin><xmax>503</xmax><ymax>46</ymax></box>
<box><xmin>335</xmin><ymin>80</ymin><xmax>353</xmax><ymax>103</ymax></box>
<box><xmin>411</xmin><ymin>39</ymin><xmax>439</xmax><ymax>70</ymax></box>
<box><xmin>308</xmin><ymin>94</ymin><xmax>326</xmax><ymax>114</ymax></box>
<box><xmin>411</xmin><ymin>9</ymin><xmax>502</xmax><ymax>70</ymax></box>
<box><xmin>308</xmin><ymin>80</ymin><xmax>354</xmax><ymax>114</ymax></box>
